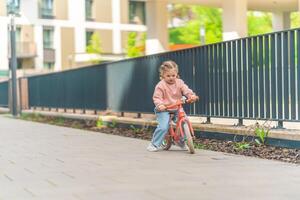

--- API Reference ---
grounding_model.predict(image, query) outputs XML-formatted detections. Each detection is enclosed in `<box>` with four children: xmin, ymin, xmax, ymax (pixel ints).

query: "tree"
<box><xmin>248</xmin><ymin>11</ymin><xmax>272</xmax><ymax>36</ymax></box>
<box><xmin>86</xmin><ymin>32</ymin><xmax>102</xmax><ymax>63</ymax></box>
<box><xmin>125</xmin><ymin>32</ymin><xmax>145</xmax><ymax>58</ymax></box>
<box><xmin>169</xmin><ymin>5</ymin><xmax>222</xmax><ymax>45</ymax></box>
<box><xmin>291</xmin><ymin>12</ymin><xmax>300</xmax><ymax>28</ymax></box>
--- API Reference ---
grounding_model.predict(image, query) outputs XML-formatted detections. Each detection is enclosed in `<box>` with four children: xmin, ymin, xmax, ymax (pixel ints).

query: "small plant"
<box><xmin>96</xmin><ymin>116</ymin><xmax>104</xmax><ymax>128</ymax></box>
<box><xmin>255</xmin><ymin>127</ymin><xmax>269</xmax><ymax>145</ymax></box>
<box><xmin>234</xmin><ymin>142</ymin><xmax>250</xmax><ymax>150</ymax></box>
<box><xmin>108</xmin><ymin>119</ymin><xmax>117</xmax><ymax>128</ymax></box>
<box><xmin>130</xmin><ymin>125</ymin><xmax>142</xmax><ymax>134</ymax></box>
<box><xmin>194</xmin><ymin>143</ymin><xmax>206</xmax><ymax>149</ymax></box>
<box><xmin>53</xmin><ymin>117</ymin><xmax>65</xmax><ymax>126</ymax></box>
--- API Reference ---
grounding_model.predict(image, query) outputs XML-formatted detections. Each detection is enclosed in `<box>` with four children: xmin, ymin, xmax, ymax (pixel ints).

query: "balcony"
<box><xmin>15</xmin><ymin>42</ymin><xmax>37</xmax><ymax>58</ymax></box>
<box><xmin>43</xmin><ymin>48</ymin><xmax>55</xmax><ymax>63</ymax></box>
<box><xmin>40</xmin><ymin>8</ymin><xmax>54</xmax><ymax>19</ymax></box>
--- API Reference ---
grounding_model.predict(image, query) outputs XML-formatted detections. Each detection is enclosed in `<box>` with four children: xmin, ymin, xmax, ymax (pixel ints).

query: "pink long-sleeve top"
<box><xmin>153</xmin><ymin>78</ymin><xmax>195</xmax><ymax>107</ymax></box>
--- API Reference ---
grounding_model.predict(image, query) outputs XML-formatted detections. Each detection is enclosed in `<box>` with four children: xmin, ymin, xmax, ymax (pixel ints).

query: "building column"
<box><xmin>54</xmin><ymin>26</ymin><xmax>62</xmax><ymax>71</ymax></box>
<box><xmin>69</xmin><ymin>0</ymin><xmax>86</xmax><ymax>54</ymax></box>
<box><xmin>145</xmin><ymin>0</ymin><xmax>168</xmax><ymax>55</ymax></box>
<box><xmin>34</xmin><ymin>25</ymin><xmax>43</xmax><ymax>70</ymax></box>
<box><xmin>272</xmin><ymin>12</ymin><xmax>290</xmax><ymax>31</ymax></box>
<box><xmin>222</xmin><ymin>0</ymin><xmax>247</xmax><ymax>41</ymax></box>
<box><xmin>21</xmin><ymin>0</ymin><xmax>38</xmax><ymax>22</ymax></box>
<box><xmin>112</xmin><ymin>0</ymin><xmax>122</xmax><ymax>54</ymax></box>
<box><xmin>0</xmin><ymin>18</ymin><xmax>9</xmax><ymax>70</ymax></box>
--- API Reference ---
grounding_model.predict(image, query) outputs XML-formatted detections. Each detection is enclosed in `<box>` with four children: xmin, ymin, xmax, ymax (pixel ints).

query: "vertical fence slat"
<box><xmin>219</xmin><ymin>43</ymin><xmax>224</xmax><ymax>116</ymax></box>
<box><xmin>264</xmin><ymin>35</ymin><xmax>270</xmax><ymax>119</ymax></box>
<box><xmin>214</xmin><ymin>45</ymin><xmax>218</xmax><ymax>116</ymax></box>
<box><xmin>248</xmin><ymin>38</ymin><xmax>253</xmax><ymax>118</ymax></box>
<box><xmin>283</xmin><ymin>31</ymin><xmax>290</xmax><ymax>120</ymax></box>
<box><xmin>271</xmin><ymin>34</ymin><xmax>277</xmax><ymax>119</ymax></box>
<box><xmin>237</xmin><ymin>40</ymin><xmax>243</xmax><ymax>118</ymax></box>
<box><xmin>232</xmin><ymin>41</ymin><xmax>238</xmax><ymax>117</ymax></box>
<box><xmin>297</xmin><ymin>30</ymin><xmax>300</xmax><ymax>120</ymax></box>
<box><xmin>253</xmin><ymin>37</ymin><xmax>259</xmax><ymax>118</ymax></box>
<box><xmin>204</xmin><ymin>46</ymin><xmax>209</xmax><ymax>116</ymax></box>
<box><xmin>209</xmin><ymin>45</ymin><xmax>214</xmax><ymax>116</ymax></box>
<box><xmin>277</xmin><ymin>33</ymin><xmax>283</xmax><ymax>120</ymax></box>
<box><xmin>290</xmin><ymin>30</ymin><xmax>296</xmax><ymax>120</ymax></box>
<box><xmin>228</xmin><ymin>41</ymin><xmax>233</xmax><ymax>117</ymax></box>
<box><xmin>258</xmin><ymin>36</ymin><xmax>265</xmax><ymax>119</ymax></box>
<box><xmin>213</xmin><ymin>45</ymin><xmax>218</xmax><ymax>116</ymax></box>
<box><xmin>223</xmin><ymin>42</ymin><xmax>228</xmax><ymax>117</ymax></box>
<box><xmin>242</xmin><ymin>39</ymin><xmax>248</xmax><ymax>118</ymax></box>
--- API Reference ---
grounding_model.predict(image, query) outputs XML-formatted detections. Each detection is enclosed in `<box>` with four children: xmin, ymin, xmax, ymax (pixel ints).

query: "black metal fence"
<box><xmin>195</xmin><ymin>29</ymin><xmax>300</xmax><ymax>122</ymax></box>
<box><xmin>0</xmin><ymin>81</ymin><xmax>8</xmax><ymax>107</ymax></box>
<box><xmin>26</xmin><ymin>28</ymin><xmax>300</xmax><ymax>122</ymax></box>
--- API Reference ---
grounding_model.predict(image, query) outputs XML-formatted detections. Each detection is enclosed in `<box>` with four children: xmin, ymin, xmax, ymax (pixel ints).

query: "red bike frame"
<box><xmin>166</xmin><ymin>99</ymin><xmax>195</xmax><ymax>143</ymax></box>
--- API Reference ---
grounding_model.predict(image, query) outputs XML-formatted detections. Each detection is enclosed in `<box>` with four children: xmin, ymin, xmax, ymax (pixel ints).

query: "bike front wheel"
<box><xmin>183</xmin><ymin>123</ymin><xmax>195</xmax><ymax>154</ymax></box>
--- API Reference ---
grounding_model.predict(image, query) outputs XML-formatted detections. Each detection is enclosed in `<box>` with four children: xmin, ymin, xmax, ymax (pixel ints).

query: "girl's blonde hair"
<box><xmin>159</xmin><ymin>60</ymin><xmax>179</xmax><ymax>79</ymax></box>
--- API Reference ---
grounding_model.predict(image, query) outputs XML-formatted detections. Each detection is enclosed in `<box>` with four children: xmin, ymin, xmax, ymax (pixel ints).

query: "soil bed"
<box><xmin>19</xmin><ymin>113</ymin><xmax>300</xmax><ymax>164</ymax></box>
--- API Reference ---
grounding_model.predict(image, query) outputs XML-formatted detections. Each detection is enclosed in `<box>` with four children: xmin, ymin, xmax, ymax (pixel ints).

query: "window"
<box><xmin>86</xmin><ymin>30</ymin><xmax>94</xmax><ymax>46</ymax></box>
<box><xmin>43</xmin><ymin>62</ymin><xmax>54</xmax><ymax>69</ymax></box>
<box><xmin>129</xmin><ymin>0</ymin><xmax>146</xmax><ymax>25</ymax></box>
<box><xmin>43</xmin><ymin>27</ymin><xmax>54</xmax><ymax>49</ymax></box>
<box><xmin>7</xmin><ymin>0</ymin><xmax>20</xmax><ymax>15</ymax></box>
<box><xmin>40</xmin><ymin>0</ymin><xmax>54</xmax><ymax>18</ymax></box>
<box><xmin>15</xmin><ymin>27</ymin><xmax>21</xmax><ymax>42</ymax></box>
<box><xmin>85</xmin><ymin>0</ymin><xmax>93</xmax><ymax>20</ymax></box>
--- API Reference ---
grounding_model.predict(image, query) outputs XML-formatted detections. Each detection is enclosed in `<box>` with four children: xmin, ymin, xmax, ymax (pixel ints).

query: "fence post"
<box><xmin>276</xmin><ymin>120</ymin><xmax>284</xmax><ymax>129</ymax></box>
<box><xmin>205</xmin><ymin>116</ymin><xmax>211</xmax><ymax>124</ymax></box>
<box><xmin>237</xmin><ymin>118</ymin><xmax>243</xmax><ymax>126</ymax></box>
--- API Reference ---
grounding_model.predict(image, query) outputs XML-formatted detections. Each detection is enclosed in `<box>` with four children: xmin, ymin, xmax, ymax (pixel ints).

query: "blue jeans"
<box><xmin>151</xmin><ymin>110</ymin><xmax>171</xmax><ymax>148</ymax></box>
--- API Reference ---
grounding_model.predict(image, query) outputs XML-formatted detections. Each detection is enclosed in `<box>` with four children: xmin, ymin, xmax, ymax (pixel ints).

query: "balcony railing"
<box><xmin>8</xmin><ymin>42</ymin><xmax>37</xmax><ymax>58</ymax></box>
<box><xmin>43</xmin><ymin>48</ymin><xmax>55</xmax><ymax>63</ymax></box>
<box><xmin>40</xmin><ymin>8</ymin><xmax>54</xmax><ymax>19</ymax></box>
<box><xmin>17</xmin><ymin>42</ymin><xmax>37</xmax><ymax>58</ymax></box>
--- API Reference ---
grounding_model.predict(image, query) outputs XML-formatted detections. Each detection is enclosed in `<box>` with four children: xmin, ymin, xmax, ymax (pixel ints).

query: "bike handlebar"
<box><xmin>165</xmin><ymin>96</ymin><xmax>199</xmax><ymax>110</ymax></box>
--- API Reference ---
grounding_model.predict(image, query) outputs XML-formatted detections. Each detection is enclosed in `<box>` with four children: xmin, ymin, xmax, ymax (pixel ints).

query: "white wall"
<box><xmin>68</xmin><ymin>0</ymin><xmax>85</xmax><ymax>54</ymax></box>
<box><xmin>0</xmin><ymin>17</ymin><xmax>9</xmax><ymax>70</ymax></box>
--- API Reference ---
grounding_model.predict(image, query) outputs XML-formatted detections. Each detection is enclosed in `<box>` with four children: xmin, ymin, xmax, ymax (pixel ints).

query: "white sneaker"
<box><xmin>147</xmin><ymin>143</ymin><xmax>159</xmax><ymax>152</ymax></box>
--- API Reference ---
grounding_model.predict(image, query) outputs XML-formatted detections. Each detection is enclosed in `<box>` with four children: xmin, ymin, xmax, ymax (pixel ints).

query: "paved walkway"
<box><xmin>0</xmin><ymin>115</ymin><xmax>300</xmax><ymax>200</ymax></box>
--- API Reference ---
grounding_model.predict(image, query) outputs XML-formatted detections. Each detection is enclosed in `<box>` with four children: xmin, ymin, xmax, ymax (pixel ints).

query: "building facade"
<box><xmin>0</xmin><ymin>0</ymin><xmax>147</xmax><ymax>74</ymax></box>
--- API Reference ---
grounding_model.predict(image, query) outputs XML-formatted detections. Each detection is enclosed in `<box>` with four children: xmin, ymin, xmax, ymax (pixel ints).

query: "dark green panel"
<box><xmin>0</xmin><ymin>81</ymin><xmax>8</xmax><ymax>107</ymax></box>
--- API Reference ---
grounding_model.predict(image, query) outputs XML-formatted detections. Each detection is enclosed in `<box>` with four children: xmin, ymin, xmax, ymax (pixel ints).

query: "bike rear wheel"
<box><xmin>183</xmin><ymin>123</ymin><xmax>195</xmax><ymax>154</ymax></box>
<box><xmin>161</xmin><ymin>133</ymin><xmax>172</xmax><ymax>150</ymax></box>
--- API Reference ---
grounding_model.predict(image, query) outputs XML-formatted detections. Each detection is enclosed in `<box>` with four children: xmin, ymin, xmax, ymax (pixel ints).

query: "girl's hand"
<box><xmin>189</xmin><ymin>95</ymin><xmax>199</xmax><ymax>102</ymax></box>
<box><xmin>157</xmin><ymin>104</ymin><xmax>166</xmax><ymax>111</ymax></box>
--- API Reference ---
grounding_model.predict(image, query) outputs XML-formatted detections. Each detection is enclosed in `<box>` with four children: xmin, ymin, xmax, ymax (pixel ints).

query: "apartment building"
<box><xmin>0</xmin><ymin>0</ymin><xmax>146</xmax><ymax>75</ymax></box>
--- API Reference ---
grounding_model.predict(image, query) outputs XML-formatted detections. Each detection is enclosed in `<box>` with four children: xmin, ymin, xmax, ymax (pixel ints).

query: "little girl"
<box><xmin>147</xmin><ymin>60</ymin><xmax>198</xmax><ymax>152</ymax></box>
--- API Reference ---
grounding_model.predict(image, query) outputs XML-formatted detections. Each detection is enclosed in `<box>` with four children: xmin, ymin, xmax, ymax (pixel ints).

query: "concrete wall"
<box><xmin>95</xmin><ymin>0</ymin><xmax>112</xmax><ymax>22</ymax></box>
<box><xmin>21</xmin><ymin>25</ymin><xmax>34</xmax><ymax>42</ymax></box>
<box><xmin>60</xmin><ymin>27</ymin><xmax>75</xmax><ymax>69</ymax></box>
<box><xmin>121</xmin><ymin>0</ymin><xmax>129</xmax><ymax>24</ymax></box>
<box><xmin>0</xmin><ymin>0</ymin><xmax>6</xmax><ymax>16</ymax></box>
<box><xmin>95</xmin><ymin>29</ymin><xmax>113</xmax><ymax>53</ymax></box>
<box><xmin>54</xmin><ymin>0</ymin><xmax>68</xmax><ymax>20</ymax></box>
